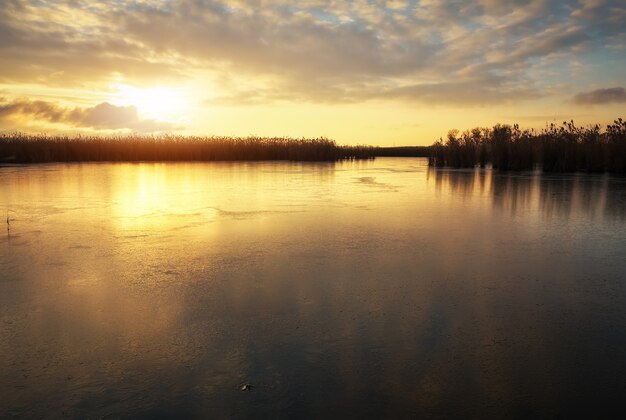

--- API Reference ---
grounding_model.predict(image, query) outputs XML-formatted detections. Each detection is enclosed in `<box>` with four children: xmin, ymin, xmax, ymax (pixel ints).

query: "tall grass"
<box><xmin>0</xmin><ymin>133</ymin><xmax>376</xmax><ymax>163</ymax></box>
<box><xmin>429</xmin><ymin>119</ymin><xmax>626</xmax><ymax>173</ymax></box>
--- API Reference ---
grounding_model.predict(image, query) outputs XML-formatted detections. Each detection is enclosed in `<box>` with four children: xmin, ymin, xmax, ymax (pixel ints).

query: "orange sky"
<box><xmin>0</xmin><ymin>0</ymin><xmax>625</xmax><ymax>145</ymax></box>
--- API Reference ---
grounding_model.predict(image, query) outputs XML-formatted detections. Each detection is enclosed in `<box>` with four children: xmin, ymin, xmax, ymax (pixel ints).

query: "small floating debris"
<box><xmin>240</xmin><ymin>383</ymin><xmax>253</xmax><ymax>392</ymax></box>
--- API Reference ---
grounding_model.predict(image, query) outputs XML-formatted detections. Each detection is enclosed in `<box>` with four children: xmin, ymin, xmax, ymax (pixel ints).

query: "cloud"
<box><xmin>0</xmin><ymin>3</ymin><xmax>182</xmax><ymax>85</ymax></box>
<box><xmin>376</xmin><ymin>77</ymin><xmax>540</xmax><ymax>106</ymax></box>
<box><xmin>573</xmin><ymin>87</ymin><xmax>626</xmax><ymax>105</ymax></box>
<box><xmin>0</xmin><ymin>0</ymin><xmax>624</xmax><ymax>106</ymax></box>
<box><xmin>0</xmin><ymin>98</ymin><xmax>67</xmax><ymax>122</ymax></box>
<box><xmin>0</xmin><ymin>99</ymin><xmax>180</xmax><ymax>131</ymax></box>
<box><xmin>498</xmin><ymin>114</ymin><xmax>589</xmax><ymax>122</ymax></box>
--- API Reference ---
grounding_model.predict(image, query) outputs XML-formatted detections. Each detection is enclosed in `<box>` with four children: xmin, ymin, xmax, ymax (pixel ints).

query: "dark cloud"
<box><xmin>0</xmin><ymin>98</ymin><xmax>67</xmax><ymax>122</ymax></box>
<box><xmin>0</xmin><ymin>99</ymin><xmax>180</xmax><ymax>131</ymax></box>
<box><xmin>573</xmin><ymin>87</ymin><xmax>626</xmax><ymax>105</ymax></box>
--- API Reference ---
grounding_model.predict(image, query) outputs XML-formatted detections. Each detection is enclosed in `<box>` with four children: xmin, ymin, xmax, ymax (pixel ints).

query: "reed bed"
<box><xmin>0</xmin><ymin>134</ymin><xmax>377</xmax><ymax>163</ymax></box>
<box><xmin>429</xmin><ymin>119</ymin><xmax>626</xmax><ymax>173</ymax></box>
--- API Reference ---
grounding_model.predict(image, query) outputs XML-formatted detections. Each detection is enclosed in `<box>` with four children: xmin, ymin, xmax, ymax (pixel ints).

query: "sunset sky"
<box><xmin>0</xmin><ymin>0</ymin><xmax>625</xmax><ymax>145</ymax></box>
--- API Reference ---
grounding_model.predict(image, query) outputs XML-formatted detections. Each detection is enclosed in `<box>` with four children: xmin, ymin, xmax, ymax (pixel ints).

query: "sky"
<box><xmin>0</xmin><ymin>0</ymin><xmax>625</xmax><ymax>146</ymax></box>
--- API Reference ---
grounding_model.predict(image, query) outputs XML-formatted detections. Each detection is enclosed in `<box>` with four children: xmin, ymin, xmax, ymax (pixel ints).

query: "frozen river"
<box><xmin>1</xmin><ymin>158</ymin><xmax>626</xmax><ymax>418</ymax></box>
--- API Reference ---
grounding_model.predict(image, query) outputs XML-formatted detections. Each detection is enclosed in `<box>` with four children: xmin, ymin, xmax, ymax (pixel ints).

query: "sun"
<box><xmin>111</xmin><ymin>84</ymin><xmax>188</xmax><ymax>121</ymax></box>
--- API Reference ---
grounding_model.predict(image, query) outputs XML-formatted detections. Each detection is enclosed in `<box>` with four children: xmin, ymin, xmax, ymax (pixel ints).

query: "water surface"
<box><xmin>1</xmin><ymin>158</ymin><xmax>625</xmax><ymax>418</ymax></box>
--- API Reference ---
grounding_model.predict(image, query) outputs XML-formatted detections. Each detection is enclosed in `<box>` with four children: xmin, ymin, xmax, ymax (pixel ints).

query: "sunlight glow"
<box><xmin>112</xmin><ymin>84</ymin><xmax>188</xmax><ymax>121</ymax></box>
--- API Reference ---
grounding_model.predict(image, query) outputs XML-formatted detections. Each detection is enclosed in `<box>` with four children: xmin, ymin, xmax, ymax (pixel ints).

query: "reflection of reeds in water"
<box><xmin>431</xmin><ymin>168</ymin><xmax>493</xmax><ymax>202</ymax></box>
<box><xmin>429</xmin><ymin>119</ymin><xmax>626</xmax><ymax>173</ymax></box>
<box><xmin>429</xmin><ymin>168</ymin><xmax>625</xmax><ymax>221</ymax></box>
<box><xmin>0</xmin><ymin>134</ymin><xmax>377</xmax><ymax>163</ymax></box>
